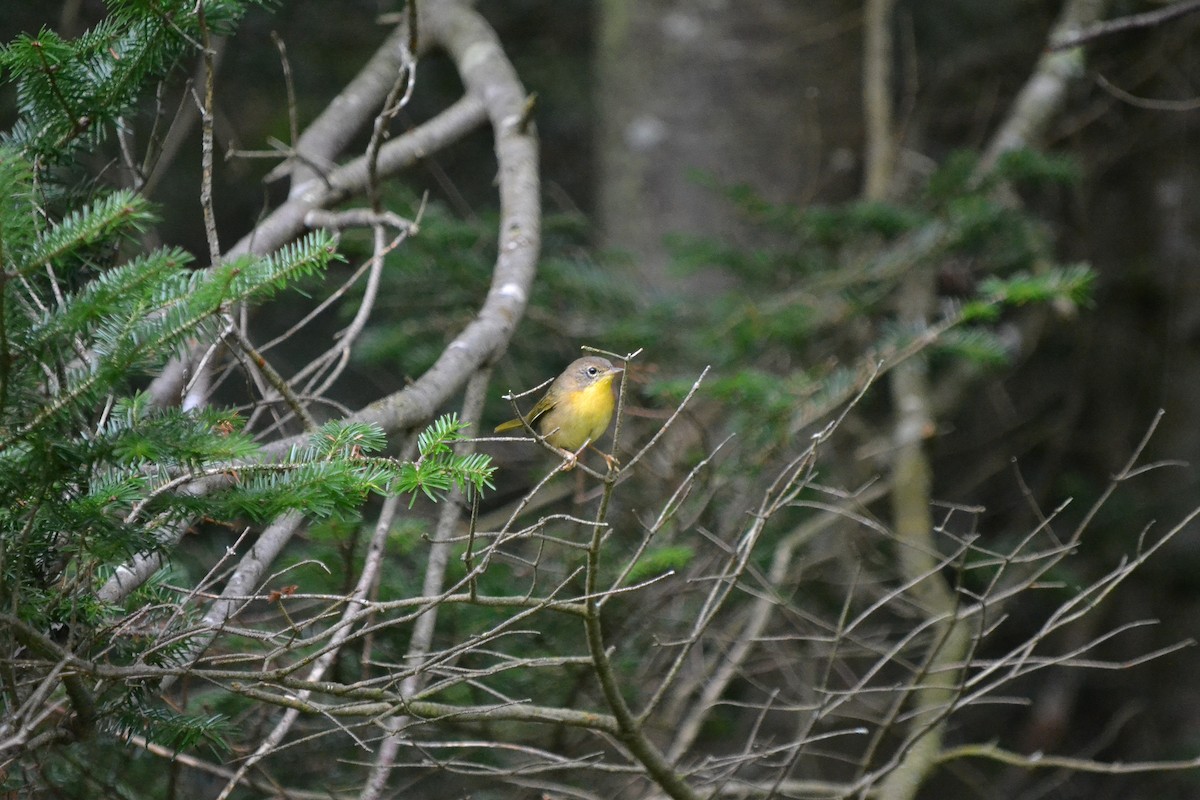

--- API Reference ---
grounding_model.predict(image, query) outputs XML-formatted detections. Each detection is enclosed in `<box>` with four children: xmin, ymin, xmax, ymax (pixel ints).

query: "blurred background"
<box><xmin>4</xmin><ymin>1</ymin><xmax>1200</xmax><ymax>797</ymax></box>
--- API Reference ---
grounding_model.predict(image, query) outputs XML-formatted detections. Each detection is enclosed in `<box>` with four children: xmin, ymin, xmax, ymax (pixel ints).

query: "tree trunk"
<box><xmin>595</xmin><ymin>0</ymin><xmax>864</xmax><ymax>292</ymax></box>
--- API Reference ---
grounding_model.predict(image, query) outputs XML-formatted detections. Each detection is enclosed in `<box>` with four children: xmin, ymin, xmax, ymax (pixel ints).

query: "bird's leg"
<box><xmin>587</xmin><ymin>443</ymin><xmax>620</xmax><ymax>473</ymax></box>
<box><xmin>555</xmin><ymin>447</ymin><xmax>578</xmax><ymax>472</ymax></box>
<box><xmin>554</xmin><ymin>440</ymin><xmax>618</xmax><ymax>474</ymax></box>
<box><xmin>558</xmin><ymin>439</ymin><xmax>595</xmax><ymax>473</ymax></box>
<box><xmin>536</xmin><ymin>425</ymin><xmax>577</xmax><ymax>471</ymax></box>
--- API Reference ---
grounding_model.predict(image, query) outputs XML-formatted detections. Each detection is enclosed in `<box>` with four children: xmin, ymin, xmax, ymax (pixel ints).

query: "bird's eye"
<box><xmin>586</xmin><ymin>366</ymin><xmax>598</xmax><ymax>376</ymax></box>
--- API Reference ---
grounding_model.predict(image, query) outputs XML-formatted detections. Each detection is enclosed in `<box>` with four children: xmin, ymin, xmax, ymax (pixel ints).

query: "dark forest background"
<box><xmin>3</xmin><ymin>1</ymin><xmax>1200</xmax><ymax>798</ymax></box>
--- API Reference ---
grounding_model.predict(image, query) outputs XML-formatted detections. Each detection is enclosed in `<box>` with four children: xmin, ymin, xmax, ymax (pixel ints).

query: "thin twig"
<box><xmin>1050</xmin><ymin>0</ymin><xmax>1200</xmax><ymax>50</ymax></box>
<box><xmin>196</xmin><ymin>7</ymin><xmax>221</xmax><ymax>264</ymax></box>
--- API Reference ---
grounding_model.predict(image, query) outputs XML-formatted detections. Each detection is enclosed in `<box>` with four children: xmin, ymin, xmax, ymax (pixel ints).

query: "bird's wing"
<box><xmin>494</xmin><ymin>392</ymin><xmax>556</xmax><ymax>433</ymax></box>
<box><xmin>525</xmin><ymin>392</ymin><xmax>557</xmax><ymax>426</ymax></box>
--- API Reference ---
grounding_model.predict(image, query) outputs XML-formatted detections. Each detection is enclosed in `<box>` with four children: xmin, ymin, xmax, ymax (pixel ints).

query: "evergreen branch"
<box><xmin>19</xmin><ymin>190</ymin><xmax>154</xmax><ymax>275</ymax></box>
<box><xmin>306</xmin><ymin>420</ymin><xmax>388</xmax><ymax>460</ymax></box>
<box><xmin>220</xmin><ymin>230</ymin><xmax>341</xmax><ymax>300</ymax></box>
<box><xmin>1</xmin><ymin>4</ymin><xmax>253</xmax><ymax>159</ymax></box>
<box><xmin>30</xmin><ymin>247</ymin><xmax>194</xmax><ymax>346</ymax></box>
<box><xmin>1</xmin><ymin>234</ymin><xmax>339</xmax><ymax>452</ymax></box>
<box><xmin>0</xmin><ymin>272</ymin><xmax>9</xmax><ymax>416</ymax></box>
<box><xmin>978</xmin><ymin>262</ymin><xmax>1095</xmax><ymax>307</ymax></box>
<box><xmin>98</xmin><ymin>395</ymin><xmax>257</xmax><ymax>466</ymax></box>
<box><xmin>30</xmin><ymin>34</ymin><xmax>82</xmax><ymax>133</ymax></box>
<box><xmin>109</xmin><ymin>705</ymin><xmax>231</xmax><ymax>756</ymax></box>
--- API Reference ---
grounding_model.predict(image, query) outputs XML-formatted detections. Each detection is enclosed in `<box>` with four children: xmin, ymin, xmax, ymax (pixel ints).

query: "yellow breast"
<box><xmin>538</xmin><ymin>374</ymin><xmax>617</xmax><ymax>450</ymax></box>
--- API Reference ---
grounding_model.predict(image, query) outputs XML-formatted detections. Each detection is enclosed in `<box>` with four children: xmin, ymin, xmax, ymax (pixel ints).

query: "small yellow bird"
<box><xmin>495</xmin><ymin>356</ymin><xmax>624</xmax><ymax>470</ymax></box>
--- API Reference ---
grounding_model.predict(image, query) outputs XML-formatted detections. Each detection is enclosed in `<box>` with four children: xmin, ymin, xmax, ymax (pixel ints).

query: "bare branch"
<box><xmin>1050</xmin><ymin>0</ymin><xmax>1200</xmax><ymax>51</ymax></box>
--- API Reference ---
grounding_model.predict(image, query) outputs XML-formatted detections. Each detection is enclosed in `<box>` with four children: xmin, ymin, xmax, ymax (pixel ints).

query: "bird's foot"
<box><xmin>556</xmin><ymin>448</ymin><xmax>578</xmax><ymax>471</ymax></box>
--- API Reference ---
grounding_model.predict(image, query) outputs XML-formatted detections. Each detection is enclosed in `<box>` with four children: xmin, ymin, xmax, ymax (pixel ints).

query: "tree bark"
<box><xmin>595</xmin><ymin>0</ymin><xmax>864</xmax><ymax>292</ymax></box>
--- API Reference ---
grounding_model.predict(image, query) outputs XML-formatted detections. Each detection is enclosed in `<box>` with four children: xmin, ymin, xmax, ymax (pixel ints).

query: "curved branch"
<box><xmin>242</xmin><ymin>0</ymin><xmax>538</xmax><ymax>448</ymax></box>
<box><xmin>283</xmin><ymin>21</ymin><xmax>415</xmax><ymax>195</ymax></box>
<box><xmin>126</xmin><ymin>0</ymin><xmax>536</xmax><ymax>619</ymax></box>
<box><xmin>334</xmin><ymin>0</ymin><xmax>541</xmax><ymax>436</ymax></box>
<box><xmin>143</xmin><ymin>93</ymin><xmax>486</xmax><ymax>408</ymax></box>
<box><xmin>979</xmin><ymin>0</ymin><xmax>1110</xmax><ymax>173</ymax></box>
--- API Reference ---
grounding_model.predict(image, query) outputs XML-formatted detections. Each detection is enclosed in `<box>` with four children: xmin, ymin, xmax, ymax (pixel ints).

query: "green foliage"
<box><xmin>799</xmin><ymin>200</ymin><xmax>928</xmax><ymax>244</ymax></box>
<box><xmin>991</xmin><ymin>148</ymin><xmax>1082</xmax><ymax>188</ymax></box>
<box><xmin>348</xmin><ymin>191</ymin><xmax>647</xmax><ymax>435</ymax></box>
<box><xmin>932</xmin><ymin>326</ymin><xmax>1012</xmax><ymax>366</ymax></box>
<box><xmin>308</xmin><ymin>418</ymin><xmax>388</xmax><ymax>458</ymax></box>
<box><xmin>0</xmin><ymin>4</ymin><xmax>492</xmax><ymax>785</ymax></box>
<box><xmin>977</xmin><ymin>262</ymin><xmax>1094</xmax><ymax>307</ymax></box>
<box><xmin>100</xmin><ymin>393</ymin><xmax>258</xmax><ymax>465</ymax></box>
<box><xmin>0</xmin><ymin>0</ymin><xmax>256</xmax><ymax>161</ymax></box>
<box><xmin>107</xmin><ymin>704</ymin><xmax>232</xmax><ymax>755</ymax></box>
<box><xmin>17</xmin><ymin>189</ymin><xmax>155</xmax><ymax>274</ymax></box>
<box><xmin>625</xmin><ymin>545</ymin><xmax>694</xmax><ymax>585</ymax></box>
<box><xmin>349</xmin><ymin>189</ymin><xmax>498</xmax><ymax>376</ymax></box>
<box><xmin>209</xmin><ymin>416</ymin><xmax>495</xmax><ymax>518</ymax></box>
<box><xmin>402</xmin><ymin>413</ymin><xmax>496</xmax><ymax>504</ymax></box>
<box><xmin>525</xmin><ymin>147</ymin><xmax>1094</xmax><ymax>457</ymax></box>
<box><xmin>0</xmin><ymin>138</ymin><xmax>368</xmax><ymax>765</ymax></box>
<box><xmin>632</xmin><ymin>152</ymin><xmax>1097</xmax><ymax>449</ymax></box>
